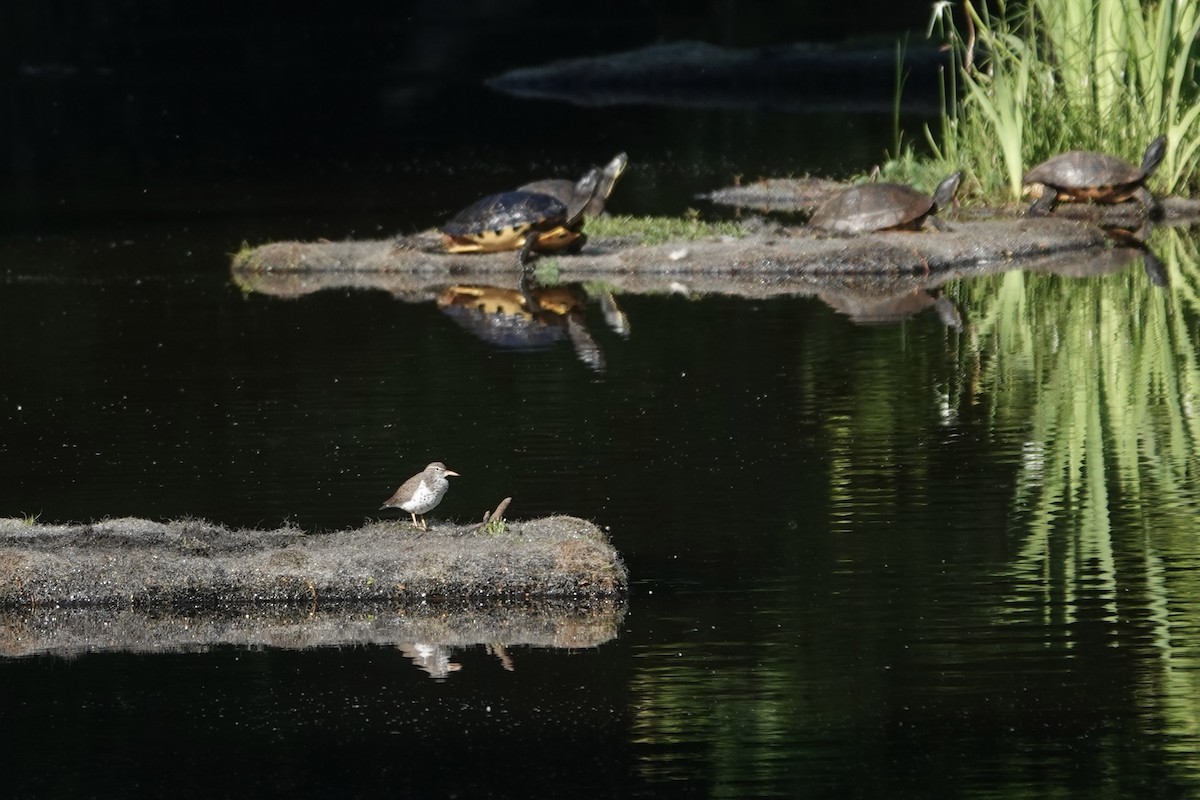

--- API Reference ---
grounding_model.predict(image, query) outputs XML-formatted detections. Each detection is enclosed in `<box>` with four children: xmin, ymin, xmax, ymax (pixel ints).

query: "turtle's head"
<box><xmin>1022</xmin><ymin>182</ymin><xmax>1047</xmax><ymax>198</ymax></box>
<box><xmin>932</xmin><ymin>171</ymin><xmax>964</xmax><ymax>210</ymax></box>
<box><xmin>603</xmin><ymin>153</ymin><xmax>629</xmax><ymax>186</ymax></box>
<box><xmin>1141</xmin><ymin>136</ymin><xmax>1168</xmax><ymax>177</ymax></box>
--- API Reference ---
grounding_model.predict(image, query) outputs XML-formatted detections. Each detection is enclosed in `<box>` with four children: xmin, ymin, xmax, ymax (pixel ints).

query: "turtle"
<box><xmin>808</xmin><ymin>171</ymin><xmax>963</xmax><ymax>234</ymax></box>
<box><xmin>518</xmin><ymin>152</ymin><xmax>628</xmax><ymax>217</ymax></box>
<box><xmin>1022</xmin><ymin>136</ymin><xmax>1167</xmax><ymax>217</ymax></box>
<box><xmin>441</xmin><ymin>167</ymin><xmax>601</xmax><ymax>258</ymax></box>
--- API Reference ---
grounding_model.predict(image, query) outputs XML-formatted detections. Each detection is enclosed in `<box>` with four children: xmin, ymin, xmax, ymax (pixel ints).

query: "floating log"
<box><xmin>703</xmin><ymin>178</ymin><xmax>1200</xmax><ymax>222</ymax></box>
<box><xmin>0</xmin><ymin>516</ymin><xmax>627</xmax><ymax>610</ymax></box>
<box><xmin>232</xmin><ymin>219</ymin><xmax>1110</xmax><ymax>282</ymax></box>
<box><xmin>485</xmin><ymin>40</ymin><xmax>945</xmax><ymax>113</ymax></box>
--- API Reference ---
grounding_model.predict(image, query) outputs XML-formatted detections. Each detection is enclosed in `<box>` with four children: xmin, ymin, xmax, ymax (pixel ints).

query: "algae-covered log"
<box><xmin>0</xmin><ymin>516</ymin><xmax>627</xmax><ymax>609</ymax></box>
<box><xmin>232</xmin><ymin>219</ymin><xmax>1110</xmax><ymax>279</ymax></box>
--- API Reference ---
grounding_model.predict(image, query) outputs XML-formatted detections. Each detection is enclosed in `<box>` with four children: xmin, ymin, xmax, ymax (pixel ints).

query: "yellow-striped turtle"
<box><xmin>441</xmin><ymin>168</ymin><xmax>601</xmax><ymax>257</ymax></box>
<box><xmin>1023</xmin><ymin>136</ymin><xmax>1166</xmax><ymax>217</ymax></box>
<box><xmin>809</xmin><ymin>172</ymin><xmax>963</xmax><ymax>234</ymax></box>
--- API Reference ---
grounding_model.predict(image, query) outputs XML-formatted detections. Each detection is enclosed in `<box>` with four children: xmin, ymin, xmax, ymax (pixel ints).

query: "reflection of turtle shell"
<box><xmin>809</xmin><ymin>172</ymin><xmax>962</xmax><ymax>234</ymax></box>
<box><xmin>437</xmin><ymin>284</ymin><xmax>587</xmax><ymax>349</ymax></box>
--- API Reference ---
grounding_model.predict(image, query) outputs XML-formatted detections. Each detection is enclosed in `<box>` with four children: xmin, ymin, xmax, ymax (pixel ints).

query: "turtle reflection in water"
<box><xmin>440</xmin><ymin>153</ymin><xmax>627</xmax><ymax>262</ymax></box>
<box><xmin>1022</xmin><ymin>136</ymin><xmax>1166</xmax><ymax>218</ymax></box>
<box><xmin>437</xmin><ymin>276</ymin><xmax>628</xmax><ymax>371</ymax></box>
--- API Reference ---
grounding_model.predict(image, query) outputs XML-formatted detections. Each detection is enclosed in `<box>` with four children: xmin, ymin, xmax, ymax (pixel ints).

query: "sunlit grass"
<box><xmin>890</xmin><ymin>0</ymin><xmax>1200</xmax><ymax>200</ymax></box>
<box><xmin>585</xmin><ymin>214</ymin><xmax>744</xmax><ymax>245</ymax></box>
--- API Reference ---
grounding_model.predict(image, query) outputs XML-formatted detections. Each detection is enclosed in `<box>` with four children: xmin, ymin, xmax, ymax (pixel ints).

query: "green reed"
<box><xmin>912</xmin><ymin>0</ymin><xmax>1200</xmax><ymax>200</ymax></box>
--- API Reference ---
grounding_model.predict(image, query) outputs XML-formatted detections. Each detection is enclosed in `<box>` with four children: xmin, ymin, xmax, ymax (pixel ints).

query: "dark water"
<box><xmin>6</xmin><ymin>10</ymin><xmax>1200</xmax><ymax>799</ymax></box>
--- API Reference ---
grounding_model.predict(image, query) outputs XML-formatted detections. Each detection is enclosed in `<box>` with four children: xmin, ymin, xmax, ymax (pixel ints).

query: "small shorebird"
<box><xmin>380</xmin><ymin>462</ymin><xmax>460</xmax><ymax>531</ymax></box>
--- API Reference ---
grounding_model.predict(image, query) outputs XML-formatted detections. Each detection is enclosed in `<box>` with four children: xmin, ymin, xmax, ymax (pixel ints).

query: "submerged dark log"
<box><xmin>0</xmin><ymin>516</ymin><xmax>627</xmax><ymax>609</ymax></box>
<box><xmin>485</xmin><ymin>41</ymin><xmax>945</xmax><ymax>114</ymax></box>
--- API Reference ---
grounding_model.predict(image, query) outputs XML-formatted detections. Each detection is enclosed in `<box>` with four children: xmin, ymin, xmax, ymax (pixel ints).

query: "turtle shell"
<box><xmin>442</xmin><ymin>191</ymin><xmax>568</xmax><ymax>241</ymax></box>
<box><xmin>809</xmin><ymin>183</ymin><xmax>935</xmax><ymax>234</ymax></box>
<box><xmin>1022</xmin><ymin>137</ymin><xmax>1166</xmax><ymax>208</ymax></box>
<box><xmin>516</xmin><ymin>179</ymin><xmax>576</xmax><ymax>208</ymax></box>
<box><xmin>1022</xmin><ymin>152</ymin><xmax>1144</xmax><ymax>192</ymax></box>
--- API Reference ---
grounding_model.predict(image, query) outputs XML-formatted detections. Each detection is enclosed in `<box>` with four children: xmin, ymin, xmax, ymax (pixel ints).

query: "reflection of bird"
<box><xmin>380</xmin><ymin>462</ymin><xmax>460</xmax><ymax>531</ymax></box>
<box><xmin>399</xmin><ymin>643</ymin><xmax>462</xmax><ymax>680</ymax></box>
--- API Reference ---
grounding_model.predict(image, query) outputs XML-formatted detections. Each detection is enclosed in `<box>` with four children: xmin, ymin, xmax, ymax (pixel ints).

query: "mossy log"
<box><xmin>232</xmin><ymin>218</ymin><xmax>1109</xmax><ymax>282</ymax></box>
<box><xmin>0</xmin><ymin>516</ymin><xmax>627</xmax><ymax>610</ymax></box>
<box><xmin>704</xmin><ymin>178</ymin><xmax>1200</xmax><ymax>222</ymax></box>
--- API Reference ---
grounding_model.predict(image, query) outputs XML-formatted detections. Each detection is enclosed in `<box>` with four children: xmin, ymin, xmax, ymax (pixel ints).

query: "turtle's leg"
<box><xmin>926</xmin><ymin>215</ymin><xmax>951</xmax><ymax>232</ymax></box>
<box><xmin>518</xmin><ymin>269</ymin><xmax>543</xmax><ymax>313</ymax></box>
<box><xmin>1132</xmin><ymin>186</ymin><xmax>1163</xmax><ymax>220</ymax></box>
<box><xmin>1027</xmin><ymin>186</ymin><xmax>1058</xmax><ymax>216</ymax></box>
<box><xmin>517</xmin><ymin>234</ymin><xmax>538</xmax><ymax>266</ymax></box>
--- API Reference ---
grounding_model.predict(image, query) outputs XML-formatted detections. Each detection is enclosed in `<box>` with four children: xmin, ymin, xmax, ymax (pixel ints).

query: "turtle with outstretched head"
<box><xmin>1022</xmin><ymin>136</ymin><xmax>1166</xmax><ymax>217</ymax></box>
<box><xmin>808</xmin><ymin>172</ymin><xmax>963</xmax><ymax>234</ymax></box>
<box><xmin>519</xmin><ymin>152</ymin><xmax>628</xmax><ymax>217</ymax></box>
<box><xmin>441</xmin><ymin>167</ymin><xmax>601</xmax><ymax>260</ymax></box>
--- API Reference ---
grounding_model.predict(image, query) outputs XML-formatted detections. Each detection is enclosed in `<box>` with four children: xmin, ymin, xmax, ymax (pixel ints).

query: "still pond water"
<box><xmin>4</xmin><ymin>68</ymin><xmax>1200</xmax><ymax>798</ymax></box>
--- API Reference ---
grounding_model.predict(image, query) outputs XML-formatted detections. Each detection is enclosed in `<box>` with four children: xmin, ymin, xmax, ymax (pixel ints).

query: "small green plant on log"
<box><xmin>481</xmin><ymin>517</ymin><xmax>507</xmax><ymax>536</ymax></box>
<box><xmin>478</xmin><ymin>497</ymin><xmax>512</xmax><ymax>536</ymax></box>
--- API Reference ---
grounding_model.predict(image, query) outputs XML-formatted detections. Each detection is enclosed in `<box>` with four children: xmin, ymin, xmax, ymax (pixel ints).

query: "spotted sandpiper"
<box><xmin>380</xmin><ymin>462</ymin><xmax>460</xmax><ymax>530</ymax></box>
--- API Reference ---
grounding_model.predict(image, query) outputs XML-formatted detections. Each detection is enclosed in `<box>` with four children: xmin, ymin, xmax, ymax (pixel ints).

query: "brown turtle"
<box><xmin>1022</xmin><ymin>136</ymin><xmax>1166</xmax><ymax>217</ymax></box>
<box><xmin>808</xmin><ymin>172</ymin><xmax>962</xmax><ymax>234</ymax></box>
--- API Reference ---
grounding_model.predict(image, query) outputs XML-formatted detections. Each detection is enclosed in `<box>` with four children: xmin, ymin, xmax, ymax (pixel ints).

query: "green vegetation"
<box><xmin>940</xmin><ymin>229</ymin><xmax>1200</xmax><ymax>716</ymax></box>
<box><xmin>531</xmin><ymin>258</ymin><xmax>562</xmax><ymax>285</ymax></box>
<box><xmin>481</xmin><ymin>517</ymin><xmax>508</xmax><ymax>536</ymax></box>
<box><xmin>585</xmin><ymin>213</ymin><xmax>744</xmax><ymax>245</ymax></box>
<box><xmin>893</xmin><ymin>0</ymin><xmax>1200</xmax><ymax>200</ymax></box>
